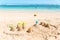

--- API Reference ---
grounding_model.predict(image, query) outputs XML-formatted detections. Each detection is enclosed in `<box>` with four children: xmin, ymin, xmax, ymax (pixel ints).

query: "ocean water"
<box><xmin>0</xmin><ymin>5</ymin><xmax>60</xmax><ymax>10</ymax></box>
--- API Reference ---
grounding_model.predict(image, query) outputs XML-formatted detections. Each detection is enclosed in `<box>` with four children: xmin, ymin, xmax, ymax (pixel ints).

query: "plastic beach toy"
<box><xmin>17</xmin><ymin>22</ymin><xmax>22</xmax><ymax>27</ymax></box>
<box><xmin>36</xmin><ymin>19</ymin><xmax>38</xmax><ymax>25</ymax></box>
<box><xmin>17</xmin><ymin>22</ymin><xmax>23</xmax><ymax>31</ymax></box>
<box><xmin>8</xmin><ymin>24</ymin><xmax>15</xmax><ymax>31</ymax></box>
<box><xmin>22</xmin><ymin>22</ymin><xmax>26</xmax><ymax>26</ymax></box>
<box><xmin>22</xmin><ymin>22</ymin><xmax>26</xmax><ymax>29</ymax></box>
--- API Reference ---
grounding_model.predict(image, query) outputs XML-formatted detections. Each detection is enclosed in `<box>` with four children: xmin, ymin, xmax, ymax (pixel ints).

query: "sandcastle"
<box><xmin>3</xmin><ymin>13</ymin><xmax>39</xmax><ymax>34</ymax></box>
<box><xmin>3</xmin><ymin>13</ymin><xmax>59</xmax><ymax>39</ymax></box>
<box><xmin>5</xmin><ymin>13</ymin><xmax>52</xmax><ymax>34</ymax></box>
<box><xmin>8</xmin><ymin>22</ymin><xmax>27</xmax><ymax>31</ymax></box>
<box><xmin>4</xmin><ymin>21</ymin><xmax>33</xmax><ymax>34</ymax></box>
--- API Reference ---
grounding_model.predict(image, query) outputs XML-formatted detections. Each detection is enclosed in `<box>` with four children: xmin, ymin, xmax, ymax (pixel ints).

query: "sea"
<box><xmin>0</xmin><ymin>5</ymin><xmax>60</xmax><ymax>11</ymax></box>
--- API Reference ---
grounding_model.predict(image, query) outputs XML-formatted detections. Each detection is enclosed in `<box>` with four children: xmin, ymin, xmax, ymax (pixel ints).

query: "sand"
<box><xmin>0</xmin><ymin>10</ymin><xmax>60</xmax><ymax>40</ymax></box>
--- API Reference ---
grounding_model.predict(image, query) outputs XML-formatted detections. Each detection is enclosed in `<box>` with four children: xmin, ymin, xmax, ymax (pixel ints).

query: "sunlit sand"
<box><xmin>0</xmin><ymin>10</ymin><xmax>60</xmax><ymax>40</ymax></box>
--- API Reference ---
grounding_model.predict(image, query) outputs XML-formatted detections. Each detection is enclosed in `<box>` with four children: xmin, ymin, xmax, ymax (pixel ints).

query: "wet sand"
<box><xmin>0</xmin><ymin>10</ymin><xmax>60</xmax><ymax>40</ymax></box>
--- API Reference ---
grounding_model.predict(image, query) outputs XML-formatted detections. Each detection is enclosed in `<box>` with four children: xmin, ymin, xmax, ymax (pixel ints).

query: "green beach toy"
<box><xmin>8</xmin><ymin>24</ymin><xmax>15</xmax><ymax>31</ymax></box>
<box><xmin>23</xmin><ymin>22</ymin><xmax>26</xmax><ymax>26</ymax></box>
<box><xmin>17</xmin><ymin>22</ymin><xmax>22</xmax><ymax>27</ymax></box>
<box><xmin>22</xmin><ymin>22</ymin><xmax>26</xmax><ymax>29</ymax></box>
<box><xmin>17</xmin><ymin>22</ymin><xmax>23</xmax><ymax>31</ymax></box>
<box><xmin>36</xmin><ymin>19</ymin><xmax>38</xmax><ymax>25</ymax></box>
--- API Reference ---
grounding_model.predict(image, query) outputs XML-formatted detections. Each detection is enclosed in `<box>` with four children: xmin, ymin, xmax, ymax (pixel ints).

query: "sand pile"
<box><xmin>0</xmin><ymin>10</ymin><xmax>60</xmax><ymax>40</ymax></box>
<box><xmin>0</xmin><ymin>18</ymin><xmax>60</xmax><ymax>40</ymax></box>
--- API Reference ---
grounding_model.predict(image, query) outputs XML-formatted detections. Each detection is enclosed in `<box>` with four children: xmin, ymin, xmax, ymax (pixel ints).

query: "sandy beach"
<box><xmin>0</xmin><ymin>9</ymin><xmax>60</xmax><ymax>40</ymax></box>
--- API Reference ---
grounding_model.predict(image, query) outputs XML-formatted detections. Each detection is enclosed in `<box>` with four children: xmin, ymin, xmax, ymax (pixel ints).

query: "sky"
<box><xmin>0</xmin><ymin>0</ymin><xmax>60</xmax><ymax>5</ymax></box>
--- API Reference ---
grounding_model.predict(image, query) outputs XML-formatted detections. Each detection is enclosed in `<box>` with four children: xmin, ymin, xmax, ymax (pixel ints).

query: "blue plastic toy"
<box><xmin>36</xmin><ymin>19</ymin><xmax>38</xmax><ymax>25</ymax></box>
